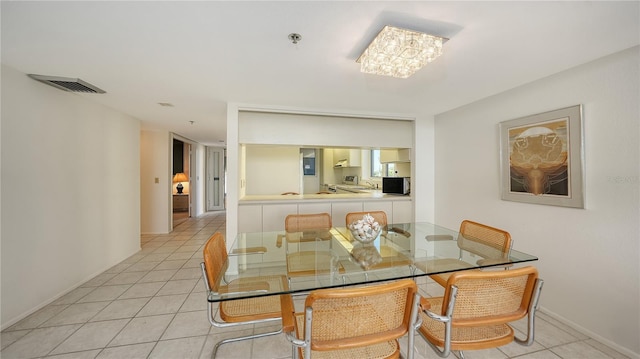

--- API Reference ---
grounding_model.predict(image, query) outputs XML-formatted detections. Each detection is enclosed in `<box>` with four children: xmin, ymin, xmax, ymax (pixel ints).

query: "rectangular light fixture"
<box><xmin>357</xmin><ymin>25</ymin><xmax>445</xmax><ymax>79</ymax></box>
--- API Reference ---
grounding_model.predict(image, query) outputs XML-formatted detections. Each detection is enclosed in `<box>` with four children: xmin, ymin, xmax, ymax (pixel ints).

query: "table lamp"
<box><xmin>173</xmin><ymin>172</ymin><xmax>188</xmax><ymax>194</ymax></box>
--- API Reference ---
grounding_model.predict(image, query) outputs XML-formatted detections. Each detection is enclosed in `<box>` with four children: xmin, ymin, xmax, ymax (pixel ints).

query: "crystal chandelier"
<box><xmin>357</xmin><ymin>25</ymin><xmax>445</xmax><ymax>79</ymax></box>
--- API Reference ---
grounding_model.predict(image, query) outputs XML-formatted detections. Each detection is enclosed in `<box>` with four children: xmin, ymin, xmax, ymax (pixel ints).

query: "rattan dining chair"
<box><xmin>418</xmin><ymin>266</ymin><xmax>543</xmax><ymax>358</ymax></box>
<box><xmin>345</xmin><ymin>210</ymin><xmax>388</xmax><ymax>228</ymax></box>
<box><xmin>201</xmin><ymin>232</ymin><xmax>293</xmax><ymax>358</ymax></box>
<box><xmin>428</xmin><ymin>220</ymin><xmax>513</xmax><ymax>286</ymax></box>
<box><xmin>282</xmin><ymin>279</ymin><xmax>421</xmax><ymax>359</ymax></box>
<box><xmin>276</xmin><ymin>212</ymin><xmax>333</xmax><ymax>247</ymax></box>
<box><xmin>280</xmin><ymin>213</ymin><xmax>343</xmax><ymax>279</ymax></box>
<box><xmin>286</xmin><ymin>212</ymin><xmax>333</xmax><ymax>234</ymax></box>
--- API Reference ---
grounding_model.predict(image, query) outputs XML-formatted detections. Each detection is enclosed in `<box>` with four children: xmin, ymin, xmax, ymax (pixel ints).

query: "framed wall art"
<box><xmin>499</xmin><ymin>105</ymin><xmax>584</xmax><ymax>208</ymax></box>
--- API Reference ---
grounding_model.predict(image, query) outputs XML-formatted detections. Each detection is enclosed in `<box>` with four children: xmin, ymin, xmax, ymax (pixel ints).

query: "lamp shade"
<box><xmin>173</xmin><ymin>172</ymin><xmax>188</xmax><ymax>183</ymax></box>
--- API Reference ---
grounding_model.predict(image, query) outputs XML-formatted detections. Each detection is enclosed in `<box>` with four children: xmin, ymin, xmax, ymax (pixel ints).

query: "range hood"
<box><xmin>334</xmin><ymin>159</ymin><xmax>348</xmax><ymax>167</ymax></box>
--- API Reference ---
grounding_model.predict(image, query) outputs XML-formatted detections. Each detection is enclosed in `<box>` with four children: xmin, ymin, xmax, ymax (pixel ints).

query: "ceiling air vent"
<box><xmin>28</xmin><ymin>74</ymin><xmax>106</xmax><ymax>94</ymax></box>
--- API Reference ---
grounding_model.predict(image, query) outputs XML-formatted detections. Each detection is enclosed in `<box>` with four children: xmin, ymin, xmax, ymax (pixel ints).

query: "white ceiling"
<box><xmin>2</xmin><ymin>1</ymin><xmax>638</xmax><ymax>146</ymax></box>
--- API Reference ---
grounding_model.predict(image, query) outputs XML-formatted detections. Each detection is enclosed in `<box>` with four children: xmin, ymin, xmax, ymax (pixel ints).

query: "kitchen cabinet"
<box><xmin>331</xmin><ymin>202</ymin><xmax>364</xmax><ymax>227</ymax></box>
<box><xmin>262</xmin><ymin>204</ymin><xmax>298</xmax><ymax>232</ymax></box>
<box><xmin>240</xmin><ymin>203</ymin><xmax>306</xmax><ymax>232</ymax></box>
<box><xmin>238</xmin><ymin>205</ymin><xmax>262</xmax><ymax>232</ymax></box>
<box><xmin>239</xmin><ymin>199</ymin><xmax>412</xmax><ymax>232</ymax></box>
<box><xmin>333</xmin><ymin>148</ymin><xmax>361</xmax><ymax>167</ymax></box>
<box><xmin>392</xmin><ymin>201</ymin><xmax>413</xmax><ymax>223</ymax></box>
<box><xmin>380</xmin><ymin>149</ymin><xmax>394</xmax><ymax>163</ymax></box>
<box><xmin>380</xmin><ymin>149</ymin><xmax>411</xmax><ymax>163</ymax></box>
<box><xmin>298</xmin><ymin>202</ymin><xmax>332</xmax><ymax>215</ymax></box>
<box><xmin>397</xmin><ymin>149</ymin><xmax>411</xmax><ymax>162</ymax></box>
<box><xmin>364</xmin><ymin>201</ymin><xmax>394</xmax><ymax>222</ymax></box>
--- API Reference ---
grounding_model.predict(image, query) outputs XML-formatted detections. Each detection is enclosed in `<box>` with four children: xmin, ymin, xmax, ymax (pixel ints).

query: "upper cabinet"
<box><xmin>398</xmin><ymin>149</ymin><xmax>411</xmax><ymax>162</ymax></box>
<box><xmin>333</xmin><ymin>148</ymin><xmax>361</xmax><ymax>167</ymax></box>
<box><xmin>380</xmin><ymin>149</ymin><xmax>411</xmax><ymax>163</ymax></box>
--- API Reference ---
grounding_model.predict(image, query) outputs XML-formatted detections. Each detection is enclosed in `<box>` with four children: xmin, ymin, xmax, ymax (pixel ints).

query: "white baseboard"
<box><xmin>1</xmin><ymin>249</ymin><xmax>140</xmax><ymax>331</ymax></box>
<box><xmin>539</xmin><ymin>306</ymin><xmax>639</xmax><ymax>359</ymax></box>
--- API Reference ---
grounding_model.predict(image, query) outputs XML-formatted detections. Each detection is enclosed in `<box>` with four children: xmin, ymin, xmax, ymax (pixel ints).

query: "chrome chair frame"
<box><xmin>200</xmin><ymin>263</ymin><xmax>283</xmax><ymax>357</ymax></box>
<box><xmin>284</xmin><ymin>280</ymin><xmax>422</xmax><ymax>359</ymax></box>
<box><xmin>201</xmin><ymin>232</ymin><xmax>288</xmax><ymax>358</ymax></box>
<box><xmin>420</xmin><ymin>275</ymin><xmax>544</xmax><ymax>358</ymax></box>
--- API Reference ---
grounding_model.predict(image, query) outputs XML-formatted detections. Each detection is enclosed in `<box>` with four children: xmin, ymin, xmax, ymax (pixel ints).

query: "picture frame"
<box><xmin>499</xmin><ymin>105</ymin><xmax>584</xmax><ymax>208</ymax></box>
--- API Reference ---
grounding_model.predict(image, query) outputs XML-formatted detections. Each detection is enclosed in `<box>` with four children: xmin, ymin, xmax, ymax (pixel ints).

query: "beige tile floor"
<box><xmin>1</xmin><ymin>211</ymin><xmax>630</xmax><ymax>359</ymax></box>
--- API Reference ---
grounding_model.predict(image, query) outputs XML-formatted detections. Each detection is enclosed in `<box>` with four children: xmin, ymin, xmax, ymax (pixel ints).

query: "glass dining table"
<box><xmin>207</xmin><ymin>222</ymin><xmax>538</xmax><ymax>302</ymax></box>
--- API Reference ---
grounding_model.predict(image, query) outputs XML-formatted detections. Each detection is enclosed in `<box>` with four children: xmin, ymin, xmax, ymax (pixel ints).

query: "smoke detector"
<box><xmin>28</xmin><ymin>74</ymin><xmax>106</xmax><ymax>93</ymax></box>
<box><xmin>288</xmin><ymin>33</ymin><xmax>301</xmax><ymax>44</ymax></box>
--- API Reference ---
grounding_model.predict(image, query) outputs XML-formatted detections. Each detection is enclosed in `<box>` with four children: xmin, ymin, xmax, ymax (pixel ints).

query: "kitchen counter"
<box><xmin>238</xmin><ymin>185</ymin><xmax>413</xmax><ymax>232</ymax></box>
<box><xmin>240</xmin><ymin>191</ymin><xmax>410</xmax><ymax>204</ymax></box>
<box><xmin>331</xmin><ymin>184</ymin><xmax>379</xmax><ymax>193</ymax></box>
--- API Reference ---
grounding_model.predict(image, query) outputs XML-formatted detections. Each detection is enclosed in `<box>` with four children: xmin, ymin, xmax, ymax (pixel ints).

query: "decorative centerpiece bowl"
<box><xmin>351</xmin><ymin>245</ymin><xmax>383</xmax><ymax>269</ymax></box>
<box><xmin>348</xmin><ymin>213</ymin><xmax>381</xmax><ymax>244</ymax></box>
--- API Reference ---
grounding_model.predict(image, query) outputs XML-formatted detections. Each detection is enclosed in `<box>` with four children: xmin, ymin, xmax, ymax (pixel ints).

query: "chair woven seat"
<box><xmin>281</xmin><ymin>212</ymin><xmax>332</xmax><ymax>245</ymax></box>
<box><xmin>285</xmin><ymin>230</ymin><xmax>332</xmax><ymax>243</ymax></box>
<box><xmin>419</xmin><ymin>299</ymin><xmax>514</xmax><ymax>349</ymax></box>
<box><xmin>293</xmin><ymin>313</ymin><xmax>400</xmax><ymax>359</ymax></box>
<box><xmin>201</xmin><ymin>232</ymin><xmax>293</xmax><ymax>358</ymax></box>
<box><xmin>286</xmin><ymin>213</ymin><xmax>332</xmax><ymax>233</ymax></box>
<box><xmin>283</xmin><ymin>279</ymin><xmax>420</xmax><ymax>359</ymax></box>
<box><xmin>415</xmin><ymin>258</ymin><xmax>475</xmax><ymax>276</ymax></box>
<box><xmin>428</xmin><ymin>220</ymin><xmax>513</xmax><ymax>287</ymax></box>
<box><xmin>282</xmin><ymin>213</ymin><xmax>339</xmax><ymax>280</ymax></box>
<box><xmin>417</xmin><ymin>266</ymin><xmax>544</xmax><ymax>358</ymax></box>
<box><xmin>286</xmin><ymin>251</ymin><xmax>345</xmax><ymax>277</ymax></box>
<box><xmin>219</xmin><ymin>275</ymin><xmax>287</xmax><ymax>321</ymax></box>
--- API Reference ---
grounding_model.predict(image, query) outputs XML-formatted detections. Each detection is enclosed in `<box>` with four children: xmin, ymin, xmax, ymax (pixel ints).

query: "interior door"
<box><xmin>206</xmin><ymin>147</ymin><xmax>225</xmax><ymax>211</ymax></box>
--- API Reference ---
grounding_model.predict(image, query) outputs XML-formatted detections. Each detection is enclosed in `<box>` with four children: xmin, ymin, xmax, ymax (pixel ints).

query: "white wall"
<box><xmin>226</xmin><ymin>104</ymin><xmax>241</xmax><ymax>247</ymax></box>
<box><xmin>1</xmin><ymin>64</ymin><xmax>141</xmax><ymax>328</ymax></box>
<box><xmin>413</xmin><ymin>114</ymin><xmax>436</xmax><ymax>223</ymax></box>
<box><xmin>434</xmin><ymin>47</ymin><xmax>639</xmax><ymax>356</ymax></box>
<box><xmin>193</xmin><ymin>143</ymin><xmax>206</xmax><ymax>216</ymax></box>
<box><xmin>245</xmin><ymin>145</ymin><xmax>300</xmax><ymax>195</ymax></box>
<box><xmin>239</xmin><ymin>110</ymin><xmax>413</xmax><ymax>147</ymax></box>
<box><xmin>140</xmin><ymin>129</ymin><xmax>171</xmax><ymax>234</ymax></box>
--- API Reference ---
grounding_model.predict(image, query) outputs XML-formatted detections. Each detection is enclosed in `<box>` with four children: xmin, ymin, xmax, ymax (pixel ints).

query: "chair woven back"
<box><xmin>442</xmin><ymin>266</ymin><xmax>538</xmax><ymax>326</ymax></box>
<box><xmin>345</xmin><ymin>211</ymin><xmax>388</xmax><ymax>227</ymax></box>
<box><xmin>304</xmin><ymin>279</ymin><xmax>417</xmax><ymax>351</ymax></box>
<box><xmin>285</xmin><ymin>213</ymin><xmax>332</xmax><ymax>232</ymax></box>
<box><xmin>203</xmin><ymin>232</ymin><xmax>228</xmax><ymax>293</ymax></box>
<box><xmin>457</xmin><ymin>220</ymin><xmax>512</xmax><ymax>259</ymax></box>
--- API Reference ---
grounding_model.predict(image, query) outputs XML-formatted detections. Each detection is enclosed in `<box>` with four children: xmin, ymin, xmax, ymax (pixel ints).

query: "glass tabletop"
<box><xmin>208</xmin><ymin>222</ymin><xmax>538</xmax><ymax>302</ymax></box>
